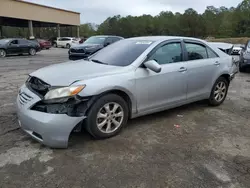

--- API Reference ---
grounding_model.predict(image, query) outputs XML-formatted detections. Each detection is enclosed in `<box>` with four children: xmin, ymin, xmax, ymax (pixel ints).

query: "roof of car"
<box><xmin>127</xmin><ymin>36</ymin><xmax>206</xmax><ymax>42</ymax></box>
<box><xmin>91</xmin><ymin>35</ymin><xmax>124</xmax><ymax>38</ymax></box>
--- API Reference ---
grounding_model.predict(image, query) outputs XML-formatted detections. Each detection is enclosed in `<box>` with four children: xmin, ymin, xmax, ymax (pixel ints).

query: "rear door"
<box><xmin>19</xmin><ymin>39</ymin><xmax>30</xmax><ymax>53</ymax></box>
<box><xmin>183</xmin><ymin>40</ymin><xmax>220</xmax><ymax>100</ymax></box>
<box><xmin>63</xmin><ymin>38</ymin><xmax>71</xmax><ymax>47</ymax></box>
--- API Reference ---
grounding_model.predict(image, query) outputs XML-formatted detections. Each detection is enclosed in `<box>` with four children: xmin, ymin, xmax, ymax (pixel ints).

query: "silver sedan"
<box><xmin>17</xmin><ymin>36</ymin><xmax>237</xmax><ymax>148</ymax></box>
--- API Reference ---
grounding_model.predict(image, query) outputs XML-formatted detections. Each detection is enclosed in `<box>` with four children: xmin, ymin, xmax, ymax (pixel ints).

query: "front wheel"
<box><xmin>29</xmin><ymin>48</ymin><xmax>36</xmax><ymax>56</ymax></box>
<box><xmin>208</xmin><ymin>77</ymin><xmax>229</xmax><ymax>106</ymax></box>
<box><xmin>0</xmin><ymin>49</ymin><xmax>6</xmax><ymax>58</ymax></box>
<box><xmin>85</xmin><ymin>94</ymin><xmax>129</xmax><ymax>139</ymax></box>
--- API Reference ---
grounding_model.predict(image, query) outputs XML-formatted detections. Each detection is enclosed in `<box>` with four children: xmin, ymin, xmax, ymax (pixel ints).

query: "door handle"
<box><xmin>179</xmin><ymin>67</ymin><xmax>187</xmax><ymax>72</ymax></box>
<box><xmin>214</xmin><ymin>61</ymin><xmax>220</xmax><ymax>66</ymax></box>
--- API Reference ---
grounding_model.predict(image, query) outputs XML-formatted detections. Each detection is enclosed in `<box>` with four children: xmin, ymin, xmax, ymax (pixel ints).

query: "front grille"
<box><xmin>71</xmin><ymin>48</ymin><xmax>85</xmax><ymax>53</ymax></box>
<box><xmin>19</xmin><ymin>91</ymin><xmax>33</xmax><ymax>105</ymax></box>
<box><xmin>26</xmin><ymin>76</ymin><xmax>50</xmax><ymax>97</ymax></box>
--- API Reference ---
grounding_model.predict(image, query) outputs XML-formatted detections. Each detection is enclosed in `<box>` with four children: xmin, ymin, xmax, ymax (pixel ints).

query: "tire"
<box><xmin>53</xmin><ymin>43</ymin><xmax>57</xmax><ymax>48</ymax></box>
<box><xmin>208</xmin><ymin>77</ymin><xmax>229</xmax><ymax>106</ymax></box>
<box><xmin>85</xmin><ymin>94</ymin><xmax>129</xmax><ymax>139</ymax></box>
<box><xmin>29</xmin><ymin>48</ymin><xmax>36</xmax><ymax>56</ymax></box>
<box><xmin>66</xmin><ymin>43</ymin><xmax>71</xmax><ymax>49</ymax></box>
<box><xmin>239</xmin><ymin>66</ymin><xmax>245</xmax><ymax>72</ymax></box>
<box><xmin>0</xmin><ymin>49</ymin><xmax>6</xmax><ymax>58</ymax></box>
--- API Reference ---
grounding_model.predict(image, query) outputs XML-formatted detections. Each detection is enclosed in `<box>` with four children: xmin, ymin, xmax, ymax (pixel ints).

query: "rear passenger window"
<box><xmin>207</xmin><ymin>48</ymin><xmax>218</xmax><ymax>58</ymax></box>
<box><xmin>185</xmin><ymin>43</ymin><xmax>208</xmax><ymax>60</ymax></box>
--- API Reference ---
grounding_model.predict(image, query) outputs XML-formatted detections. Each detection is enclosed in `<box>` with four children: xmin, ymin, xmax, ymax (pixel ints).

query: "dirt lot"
<box><xmin>0</xmin><ymin>48</ymin><xmax>250</xmax><ymax>188</ymax></box>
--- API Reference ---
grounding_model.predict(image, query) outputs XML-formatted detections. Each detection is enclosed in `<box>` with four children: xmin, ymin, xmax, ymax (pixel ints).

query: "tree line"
<box><xmin>1</xmin><ymin>0</ymin><xmax>250</xmax><ymax>39</ymax></box>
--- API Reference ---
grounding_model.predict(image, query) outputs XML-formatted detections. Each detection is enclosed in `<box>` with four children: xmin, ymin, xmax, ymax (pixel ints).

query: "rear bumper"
<box><xmin>16</xmin><ymin>85</ymin><xmax>86</xmax><ymax>148</ymax></box>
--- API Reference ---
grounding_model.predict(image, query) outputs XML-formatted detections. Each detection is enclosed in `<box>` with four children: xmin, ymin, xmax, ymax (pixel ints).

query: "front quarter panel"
<box><xmin>74</xmin><ymin>70</ymin><xmax>137</xmax><ymax>114</ymax></box>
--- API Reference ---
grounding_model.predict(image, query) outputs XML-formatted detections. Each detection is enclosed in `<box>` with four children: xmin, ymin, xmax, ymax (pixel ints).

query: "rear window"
<box><xmin>89</xmin><ymin>40</ymin><xmax>153</xmax><ymax>66</ymax></box>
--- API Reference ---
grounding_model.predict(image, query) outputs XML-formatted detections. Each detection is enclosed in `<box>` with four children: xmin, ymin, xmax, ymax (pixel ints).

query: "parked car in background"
<box><xmin>79</xmin><ymin>37</ymin><xmax>86</xmax><ymax>44</ymax></box>
<box><xmin>231</xmin><ymin>44</ymin><xmax>244</xmax><ymax>55</ymax></box>
<box><xmin>37</xmin><ymin>39</ymin><xmax>52</xmax><ymax>50</ymax></box>
<box><xmin>0</xmin><ymin>38</ymin><xmax>40</xmax><ymax>58</ymax></box>
<box><xmin>209</xmin><ymin>42</ymin><xmax>239</xmax><ymax>74</ymax></box>
<box><xmin>208</xmin><ymin>42</ymin><xmax>233</xmax><ymax>55</ymax></box>
<box><xmin>17</xmin><ymin>36</ymin><xmax>236</xmax><ymax>148</ymax></box>
<box><xmin>68</xmin><ymin>35</ymin><xmax>124</xmax><ymax>60</ymax></box>
<box><xmin>239</xmin><ymin>40</ymin><xmax>250</xmax><ymax>72</ymax></box>
<box><xmin>48</xmin><ymin>37</ymin><xmax>58</xmax><ymax>47</ymax></box>
<box><xmin>54</xmin><ymin>37</ymin><xmax>79</xmax><ymax>49</ymax></box>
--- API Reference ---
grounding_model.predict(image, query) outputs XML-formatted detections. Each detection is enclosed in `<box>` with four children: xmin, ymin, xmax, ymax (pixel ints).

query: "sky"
<box><xmin>24</xmin><ymin>0</ymin><xmax>243</xmax><ymax>24</ymax></box>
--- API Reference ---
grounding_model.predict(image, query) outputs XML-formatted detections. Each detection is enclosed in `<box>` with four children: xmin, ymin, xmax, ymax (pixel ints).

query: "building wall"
<box><xmin>0</xmin><ymin>0</ymin><xmax>80</xmax><ymax>26</ymax></box>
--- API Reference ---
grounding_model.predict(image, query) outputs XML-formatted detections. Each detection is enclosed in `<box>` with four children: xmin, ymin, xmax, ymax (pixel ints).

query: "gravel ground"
<box><xmin>0</xmin><ymin>49</ymin><xmax>250</xmax><ymax>188</ymax></box>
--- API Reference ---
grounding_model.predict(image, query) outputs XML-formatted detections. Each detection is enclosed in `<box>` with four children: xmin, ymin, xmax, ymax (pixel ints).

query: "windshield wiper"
<box><xmin>91</xmin><ymin>59</ymin><xmax>108</xmax><ymax>65</ymax></box>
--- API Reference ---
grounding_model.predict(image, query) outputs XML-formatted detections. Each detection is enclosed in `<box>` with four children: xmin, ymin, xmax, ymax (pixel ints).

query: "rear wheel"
<box><xmin>66</xmin><ymin>43</ymin><xmax>71</xmax><ymax>49</ymax></box>
<box><xmin>208</xmin><ymin>77</ymin><xmax>229</xmax><ymax>106</ymax></box>
<box><xmin>0</xmin><ymin>49</ymin><xmax>6</xmax><ymax>58</ymax></box>
<box><xmin>29</xmin><ymin>48</ymin><xmax>36</xmax><ymax>56</ymax></box>
<box><xmin>85</xmin><ymin>94</ymin><xmax>129</xmax><ymax>139</ymax></box>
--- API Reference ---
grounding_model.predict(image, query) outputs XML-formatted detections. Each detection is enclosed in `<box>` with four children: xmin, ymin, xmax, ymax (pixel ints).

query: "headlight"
<box><xmin>44</xmin><ymin>85</ymin><xmax>85</xmax><ymax>100</ymax></box>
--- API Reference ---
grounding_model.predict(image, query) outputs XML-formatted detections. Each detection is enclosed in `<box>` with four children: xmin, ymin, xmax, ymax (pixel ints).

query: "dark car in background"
<box><xmin>0</xmin><ymin>38</ymin><xmax>40</xmax><ymax>58</ymax></box>
<box><xmin>239</xmin><ymin>40</ymin><xmax>250</xmax><ymax>72</ymax></box>
<box><xmin>68</xmin><ymin>35</ymin><xmax>124</xmax><ymax>60</ymax></box>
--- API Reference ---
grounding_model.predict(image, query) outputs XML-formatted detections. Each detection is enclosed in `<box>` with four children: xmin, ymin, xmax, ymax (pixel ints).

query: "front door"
<box><xmin>183</xmin><ymin>41</ymin><xmax>221</xmax><ymax>100</ymax></box>
<box><xmin>135</xmin><ymin>41</ymin><xmax>188</xmax><ymax>113</ymax></box>
<box><xmin>7</xmin><ymin>40</ymin><xmax>20</xmax><ymax>54</ymax></box>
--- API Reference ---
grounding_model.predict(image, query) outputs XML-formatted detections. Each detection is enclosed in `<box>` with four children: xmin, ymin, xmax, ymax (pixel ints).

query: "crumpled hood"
<box><xmin>30</xmin><ymin>60</ymin><xmax>126</xmax><ymax>86</ymax></box>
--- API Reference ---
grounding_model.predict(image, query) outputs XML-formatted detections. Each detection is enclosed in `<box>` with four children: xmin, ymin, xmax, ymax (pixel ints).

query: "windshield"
<box><xmin>0</xmin><ymin>39</ymin><xmax>10</xmax><ymax>45</ymax></box>
<box><xmin>84</xmin><ymin>36</ymin><xmax>107</xmax><ymax>44</ymax></box>
<box><xmin>89</xmin><ymin>40</ymin><xmax>153</xmax><ymax>66</ymax></box>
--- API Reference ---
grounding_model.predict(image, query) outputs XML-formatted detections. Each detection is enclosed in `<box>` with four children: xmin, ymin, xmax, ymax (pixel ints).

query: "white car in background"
<box><xmin>55</xmin><ymin>37</ymin><xmax>79</xmax><ymax>49</ymax></box>
<box><xmin>231</xmin><ymin>44</ymin><xmax>244</xmax><ymax>55</ymax></box>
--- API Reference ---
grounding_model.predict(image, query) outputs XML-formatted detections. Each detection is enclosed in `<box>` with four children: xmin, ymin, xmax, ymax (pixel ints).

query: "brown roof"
<box><xmin>15</xmin><ymin>0</ymin><xmax>80</xmax><ymax>14</ymax></box>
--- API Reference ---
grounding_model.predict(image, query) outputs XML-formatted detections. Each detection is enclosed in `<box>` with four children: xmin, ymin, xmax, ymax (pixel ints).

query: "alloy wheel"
<box><xmin>214</xmin><ymin>81</ymin><xmax>227</xmax><ymax>102</ymax></box>
<box><xmin>30</xmin><ymin>48</ymin><xmax>36</xmax><ymax>56</ymax></box>
<box><xmin>0</xmin><ymin>50</ymin><xmax>6</xmax><ymax>58</ymax></box>
<box><xmin>96</xmin><ymin>102</ymin><xmax>124</xmax><ymax>134</ymax></box>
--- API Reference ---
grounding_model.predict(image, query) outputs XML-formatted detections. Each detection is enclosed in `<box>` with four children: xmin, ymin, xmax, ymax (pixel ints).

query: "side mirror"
<box><xmin>144</xmin><ymin>60</ymin><xmax>162</xmax><ymax>73</ymax></box>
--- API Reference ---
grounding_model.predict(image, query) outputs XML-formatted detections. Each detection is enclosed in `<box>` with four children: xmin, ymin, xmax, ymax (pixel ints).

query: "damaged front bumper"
<box><xmin>16</xmin><ymin>84</ymin><xmax>87</xmax><ymax>148</ymax></box>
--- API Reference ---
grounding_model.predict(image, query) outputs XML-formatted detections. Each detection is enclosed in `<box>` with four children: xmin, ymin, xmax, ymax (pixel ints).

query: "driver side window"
<box><xmin>10</xmin><ymin>40</ymin><xmax>18</xmax><ymax>45</ymax></box>
<box><xmin>148</xmin><ymin>42</ymin><xmax>183</xmax><ymax>65</ymax></box>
